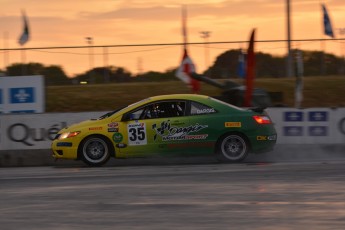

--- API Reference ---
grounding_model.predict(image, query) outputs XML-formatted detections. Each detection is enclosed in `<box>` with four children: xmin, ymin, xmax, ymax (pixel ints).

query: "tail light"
<box><xmin>253</xmin><ymin>115</ymin><xmax>272</xmax><ymax>124</ymax></box>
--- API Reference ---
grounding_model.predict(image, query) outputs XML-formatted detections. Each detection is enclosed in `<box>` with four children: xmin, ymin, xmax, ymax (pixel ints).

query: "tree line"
<box><xmin>0</xmin><ymin>49</ymin><xmax>344</xmax><ymax>85</ymax></box>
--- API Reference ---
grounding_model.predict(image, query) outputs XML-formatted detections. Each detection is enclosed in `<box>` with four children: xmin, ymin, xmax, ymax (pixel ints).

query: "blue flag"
<box><xmin>322</xmin><ymin>4</ymin><xmax>334</xmax><ymax>38</ymax></box>
<box><xmin>237</xmin><ymin>50</ymin><xmax>246</xmax><ymax>78</ymax></box>
<box><xmin>18</xmin><ymin>10</ymin><xmax>30</xmax><ymax>45</ymax></box>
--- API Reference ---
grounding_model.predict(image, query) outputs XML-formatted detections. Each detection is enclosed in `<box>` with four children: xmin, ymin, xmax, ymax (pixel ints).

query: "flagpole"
<box><xmin>21</xmin><ymin>48</ymin><xmax>26</xmax><ymax>76</ymax></box>
<box><xmin>3</xmin><ymin>32</ymin><xmax>9</xmax><ymax>74</ymax></box>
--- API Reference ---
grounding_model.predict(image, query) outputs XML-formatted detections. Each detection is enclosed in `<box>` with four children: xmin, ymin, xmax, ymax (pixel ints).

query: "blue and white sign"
<box><xmin>308</xmin><ymin>111</ymin><xmax>328</xmax><ymax>122</ymax></box>
<box><xmin>284</xmin><ymin>111</ymin><xmax>303</xmax><ymax>122</ymax></box>
<box><xmin>0</xmin><ymin>76</ymin><xmax>44</xmax><ymax>114</ymax></box>
<box><xmin>309</xmin><ymin>126</ymin><xmax>328</xmax><ymax>136</ymax></box>
<box><xmin>283</xmin><ymin>126</ymin><xmax>303</xmax><ymax>136</ymax></box>
<box><xmin>10</xmin><ymin>87</ymin><xmax>35</xmax><ymax>103</ymax></box>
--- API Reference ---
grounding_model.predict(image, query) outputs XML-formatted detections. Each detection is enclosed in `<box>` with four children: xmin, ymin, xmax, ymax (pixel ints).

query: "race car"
<box><xmin>51</xmin><ymin>94</ymin><xmax>277</xmax><ymax>166</ymax></box>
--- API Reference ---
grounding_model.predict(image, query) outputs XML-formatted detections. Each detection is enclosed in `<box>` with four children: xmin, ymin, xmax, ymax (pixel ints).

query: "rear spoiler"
<box><xmin>249</xmin><ymin>107</ymin><xmax>267</xmax><ymax>113</ymax></box>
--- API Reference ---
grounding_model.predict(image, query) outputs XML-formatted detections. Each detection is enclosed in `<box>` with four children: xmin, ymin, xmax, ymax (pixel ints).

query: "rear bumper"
<box><xmin>248</xmin><ymin>133</ymin><xmax>277</xmax><ymax>153</ymax></box>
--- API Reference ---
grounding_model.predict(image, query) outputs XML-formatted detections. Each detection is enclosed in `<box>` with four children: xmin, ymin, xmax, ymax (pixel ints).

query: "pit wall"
<box><xmin>0</xmin><ymin>108</ymin><xmax>344</xmax><ymax>166</ymax></box>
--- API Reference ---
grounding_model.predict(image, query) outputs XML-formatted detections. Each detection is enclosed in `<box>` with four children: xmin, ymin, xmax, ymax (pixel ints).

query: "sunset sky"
<box><xmin>0</xmin><ymin>0</ymin><xmax>345</xmax><ymax>77</ymax></box>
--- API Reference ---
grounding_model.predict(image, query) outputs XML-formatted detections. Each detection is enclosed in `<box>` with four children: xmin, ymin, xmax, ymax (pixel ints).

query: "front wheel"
<box><xmin>79</xmin><ymin>136</ymin><xmax>111</xmax><ymax>166</ymax></box>
<box><xmin>216</xmin><ymin>134</ymin><xmax>249</xmax><ymax>163</ymax></box>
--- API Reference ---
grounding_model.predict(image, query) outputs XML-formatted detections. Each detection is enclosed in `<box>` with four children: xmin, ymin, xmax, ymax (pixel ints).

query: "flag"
<box><xmin>244</xmin><ymin>29</ymin><xmax>256</xmax><ymax>107</ymax></box>
<box><xmin>18</xmin><ymin>11</ymin><xmax>30</xmax><ymax>46</ymax></box>
<box><xmin>322</xmin><ymin>4</ymin><xmax>334</xmax><ymax>38</ymax></box>
<box><xmin>175</xmin><ymin>48</ymin><xmax>200</xmax><ymax>93</ymax></box>
<box><xmin>175</xmin><ymin>5</ymin><xmax>200</xmax><ymax>94</ymax></box>
<box><xmin>237</xmin><ymin>49</ymin><xmax>246</xmax><ymax>78</ymax></box>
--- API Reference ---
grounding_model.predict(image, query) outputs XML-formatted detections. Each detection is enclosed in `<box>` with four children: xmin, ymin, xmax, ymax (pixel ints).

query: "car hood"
<box><xmin>60</xmin><ymin>119</ymin><xmax>103</xmax><ymax>132</ymax></box>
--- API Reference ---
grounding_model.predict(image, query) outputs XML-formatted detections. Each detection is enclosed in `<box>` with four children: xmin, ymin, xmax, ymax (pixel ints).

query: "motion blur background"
<box><xmin>0</xmin><ymin>0</ymin><xmax>345</xmax><ymax>85</ymax></box>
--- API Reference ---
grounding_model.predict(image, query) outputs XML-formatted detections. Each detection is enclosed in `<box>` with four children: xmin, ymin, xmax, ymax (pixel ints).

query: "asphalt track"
<box><xmin>1</xmin><ymin>152</ymin><xmax>345</xmax><ymax>230</ymax></box>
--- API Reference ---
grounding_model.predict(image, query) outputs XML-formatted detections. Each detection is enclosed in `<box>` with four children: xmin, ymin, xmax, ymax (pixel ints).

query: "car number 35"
<box><xmin>127</xmin><ymin>123</ymin><xmax>147</xmax><ymax>145</ymax></box>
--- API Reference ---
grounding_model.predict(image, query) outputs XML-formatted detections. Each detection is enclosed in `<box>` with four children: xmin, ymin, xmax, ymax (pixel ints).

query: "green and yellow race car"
<box><xmin>52</xmin><ymin>94</ymin><xmax>277</xmax><ymax>166</ymax></box>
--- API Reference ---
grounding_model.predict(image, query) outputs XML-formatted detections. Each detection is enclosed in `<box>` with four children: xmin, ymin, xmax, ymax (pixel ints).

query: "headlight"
<box><xmin>58</xmin><ymin>131</ymin><xmax>80</xmax><ymax>140</ymax></box>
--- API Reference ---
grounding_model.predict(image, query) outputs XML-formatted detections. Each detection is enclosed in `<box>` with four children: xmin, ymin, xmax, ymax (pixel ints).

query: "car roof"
<box><xmin>149</xmin><ymin>94</ymin><xmax>210</xmax><ymax>101</ymax></box>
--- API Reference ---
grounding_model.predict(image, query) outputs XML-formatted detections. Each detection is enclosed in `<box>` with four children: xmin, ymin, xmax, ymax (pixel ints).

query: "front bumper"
<box><xmin>51</xmin><ymin>140</ymin><xmax>79</xmax><ymax>160</ymax></box>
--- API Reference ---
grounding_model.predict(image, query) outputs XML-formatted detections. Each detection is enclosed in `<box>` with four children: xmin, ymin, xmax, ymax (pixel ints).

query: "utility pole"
<box><xmin>286</xmin><ymin>0</ymin><xmax>293</xmax><ymax>77</ymax></box>
<box><xmin>85</xmin><ymin>37</ymin><xmax>94</xmax><ymax>83</ymax></box>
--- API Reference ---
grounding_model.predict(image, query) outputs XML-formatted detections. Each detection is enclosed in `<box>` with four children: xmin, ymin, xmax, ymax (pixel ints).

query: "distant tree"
<box><xmin>134</xmin><ymin>68</ymin><xmax>178</xmax><ymax>82</ymax></box>
<box><xmin>6</xmin><ymin>62</ymin><xmax>44</xmax><ymax>76</ymax></box>
<box><xmin>73</xmin><ymin>66</ymin><xmax>132</xmax><ymax>84</ymax></box>
<box><xmin>5</xmin><ymin>62</ymin><xmax>70</xmax><ymax>85</ymax></box>
<box><xmin>41</xmin><ymin>65</ymin><xmax>70</xmax><ymax>85</ymax></box>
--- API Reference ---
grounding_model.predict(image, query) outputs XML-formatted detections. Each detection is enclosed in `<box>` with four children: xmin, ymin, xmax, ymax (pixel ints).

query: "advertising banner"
<box><xmin>267</xmin><ymin>108</ymin><xmax>345</xmax><ymax>144</ymax></box>
<box><xmin>0</xmin><ymin>112</ymin><xmax>104</xmax><ymax>150</ymax></box>
<box><xmin>0</xmin><ymin>75</ymin><xmax>44</xmax><ymax>114</ymax></box>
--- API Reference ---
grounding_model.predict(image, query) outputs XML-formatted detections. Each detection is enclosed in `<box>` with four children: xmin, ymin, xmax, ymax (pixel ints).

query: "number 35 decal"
<box><xmin>127</xmin><ymin>123</ymin><xmax>147</xmax><ymax>145</ymax></box>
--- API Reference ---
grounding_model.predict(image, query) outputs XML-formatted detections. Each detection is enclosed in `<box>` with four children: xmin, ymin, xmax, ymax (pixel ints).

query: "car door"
<box><xmin>118</xmin><ymin>99</ymin><xmax>218</xmax><ymax>157</ymax></box>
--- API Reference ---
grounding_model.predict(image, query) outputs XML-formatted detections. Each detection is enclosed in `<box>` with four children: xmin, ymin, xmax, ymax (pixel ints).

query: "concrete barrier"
<box><xmin>1</xmin><ymin>108</ymin><xmax>345</xmax><ymax>167</ymax></box>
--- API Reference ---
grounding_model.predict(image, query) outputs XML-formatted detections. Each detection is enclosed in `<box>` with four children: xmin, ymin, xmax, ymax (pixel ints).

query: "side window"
<box><xmin>125</xmin><ymin>101</ymin><xmax>186</xmax><ymax>120</ymax></box>
<box><xmin>190</xmin><ymin>101</ymin><xmax>216</xmax><ymax>115</ymax></box>
<box><xmin>149</xmin><ymin>101</ymin><xmax>186</xmax><ymax>118</ymax></box>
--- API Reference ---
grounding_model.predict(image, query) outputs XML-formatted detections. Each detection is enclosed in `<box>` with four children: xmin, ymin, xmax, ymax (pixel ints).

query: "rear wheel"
<box><xmin>216</xmin><ymin>134</ymin><xmax>249</xmax><ymax>162</ymax></box>
<box><xmin>80</xmin><ymin>136</ymin><xmax>111</xmax><ymax>166</ymax></box>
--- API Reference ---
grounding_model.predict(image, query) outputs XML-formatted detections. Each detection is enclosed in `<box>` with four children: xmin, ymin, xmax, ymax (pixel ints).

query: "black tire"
<box><xmin>216</xmin><ymin>134</ymin><xmax>249</xmax><ymax>163</ymax></box>
<box><xmin>79</xmin><ymin>136</ymin><xmax>111</xmax><ymax>166</ymax></box>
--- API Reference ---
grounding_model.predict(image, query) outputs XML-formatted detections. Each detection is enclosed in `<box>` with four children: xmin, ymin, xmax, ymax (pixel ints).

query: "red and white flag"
<box><xmin>175</xmin><ymin>5</ymin><xmax>200</xmax><ymax>94</ymax></box>
<box><xmin>175</xmin><ymin>48</ymin><xmax>200</xmax><ymax>93</ymax></box>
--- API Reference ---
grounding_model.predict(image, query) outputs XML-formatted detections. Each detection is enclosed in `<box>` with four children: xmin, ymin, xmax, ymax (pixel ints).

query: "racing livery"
<box><xmin>51</xmin><ymin>94</ymin><xmax>277</xmax><ymax>166</ymax></box>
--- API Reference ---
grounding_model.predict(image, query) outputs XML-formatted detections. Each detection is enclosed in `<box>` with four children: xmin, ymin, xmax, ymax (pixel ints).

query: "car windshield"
<box><xmin>97</xmin><ymin>98</ymin><xmax>151</xmax><ymax>120</ymax></box>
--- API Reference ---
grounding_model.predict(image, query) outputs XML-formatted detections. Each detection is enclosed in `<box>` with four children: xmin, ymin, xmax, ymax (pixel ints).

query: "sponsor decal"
<box><xmin>112</xmin><ymin>132</ymin><xmax>123</xmax><ymax>143</ymax></box>
<box><xmin>10</xmin><ymin>87</ymin><xmax>35</xmax><ymax>103</ymax></box>
<box><xmin>256</xmin><ymin>136</ymin><xmax>267</xmax><ymax>141</ymax></box>
<box><xmin>116</xmin><ymin>143</ymin><xmax>127</xmax><ymax>148</ymax></box>
<box><xmin>152</xmin><ymin>120</ymin><xmax>208</xmax><ymax>141</ymax></box>
<box><xmin>89</xmin><ymin>127</ymin><xmax>102</xmax><ymax>131</ymax></box>
<box><xmin>108</xmin><ymin>128</ymin><xmax>119</xmax><ymax>132</ymax></box>
<box><xmin>225</xmin><ymin>122</ymin><xmax>241</xmax><ymax>128</ymax></box>
<box><xmin>196</xmin><ymin>108</ymin><xmax>215</xmax><ymax>114</ymax></box>
<box><xmin>128</xmin><ymin>122</ymin><xmax>147</xmax><ymax>145</ymax></box>
<box><xmin>57</xmin><ymin>142</ymin><xmax>73</xmax><ymax>147</ymax></box>
<box><xmin>108</xmin><ymin>122</ymin><xmax>119</xmax><ymax>128</ymax></box>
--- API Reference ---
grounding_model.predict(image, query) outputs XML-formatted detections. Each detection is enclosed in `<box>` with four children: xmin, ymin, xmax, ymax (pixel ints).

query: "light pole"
<box><xmin>85</xmin><ymin>37</ymin><xmax>94</xmax><ymax>83</ymax></box>
<box><xmin>286</xmin><ymin>0</ymin><xmax>293</xmax><ymax>78</ymax></box>
<box><xmin>200</xmin><ymin>31</ymin><xmax>211</xmax><ymax>73</ymax></box>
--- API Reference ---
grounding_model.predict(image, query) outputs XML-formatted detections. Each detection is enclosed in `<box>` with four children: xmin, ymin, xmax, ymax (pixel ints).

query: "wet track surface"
<box><xmin>1</xmin><ymin>158</ymin><xmax>345</xmax><ymax>229</ymax></box>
